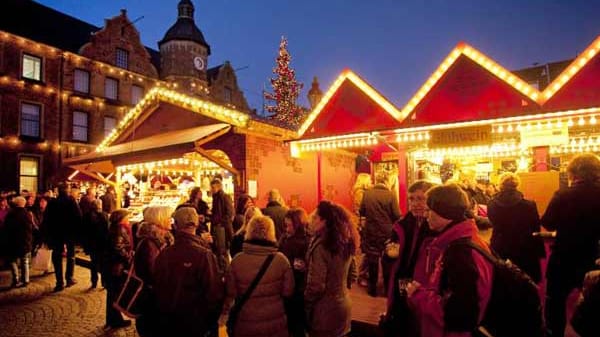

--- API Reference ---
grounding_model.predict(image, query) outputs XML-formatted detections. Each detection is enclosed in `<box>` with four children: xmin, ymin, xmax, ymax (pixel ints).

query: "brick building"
<box><xmin>0</xmin><ymin>0</ymin><xmax>250</xmax><ymax>192</ymax></box>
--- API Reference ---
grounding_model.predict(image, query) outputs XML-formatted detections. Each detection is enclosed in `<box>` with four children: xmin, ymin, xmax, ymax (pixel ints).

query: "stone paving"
<box><xmin>0</xmin><ymin>264</ymin><xmax>138</xmax><ymax>337</ymax></box>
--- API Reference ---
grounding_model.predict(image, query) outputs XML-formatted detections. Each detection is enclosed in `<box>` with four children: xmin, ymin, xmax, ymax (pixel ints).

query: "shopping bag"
<box><xmin>32</xmin><ymin>246</ymin><xmax>52</xmax><ymax>271</ymax></box>
<box><xmin>113</xmin><ymin>266</ymin><xmax>144</xmax><ymax>318</ymax></box>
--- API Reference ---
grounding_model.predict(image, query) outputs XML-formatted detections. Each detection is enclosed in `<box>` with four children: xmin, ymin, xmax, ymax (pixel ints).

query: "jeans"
<box><xmin>10</xmin><ymin>253</ymin><xmax>31</xmax><ymax>285</ymax></box>
<box><xmin>52</xmin><ymin>241</ymin><xmax>75</xmax><ymax>287</ymax></box>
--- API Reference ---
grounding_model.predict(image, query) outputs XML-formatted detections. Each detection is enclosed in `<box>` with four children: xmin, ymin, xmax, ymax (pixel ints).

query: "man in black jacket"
<box><xmin>5</xmin><ymin>196</ymin><xmax>34</xmax><ymax>288</ymax></box>
<box><xmin>210</xmin><ymin>179</ymin><xmax>234</xmax><ymax>272</ymax></box>
<box><xmin>44</xmin><ymin>183</ymin><xmax>82</xmax><ymax>292</ymax></box>
<box><xmin>542</xmin><ymin>154</ymin><xmax>600</xmax><ymax>337</ymax></box>
<box><xmin>360</xmin><ymin>171</ymin><xmax>402</xmax><ymax>296</ymax></box>
<box><xmin>262</xmin><ymin>189</ymin><xmax>288</xmax><ymax>240</ymax></box>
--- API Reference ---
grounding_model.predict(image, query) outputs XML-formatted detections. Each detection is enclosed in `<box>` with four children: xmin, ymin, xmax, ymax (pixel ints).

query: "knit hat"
<box><xmin>172</xmin><ymin>206</ymin><xmax>198</xmax><ymax>230</ymax></box>
<box><xmin>426</xmin><ymin>184</ymin><xmax>469</xmax><ymax>221</ymax></box>
<box><xmin>109</xmin><ymin>209</ymin><xmax>130</xmax><ymax>225</ymax></box>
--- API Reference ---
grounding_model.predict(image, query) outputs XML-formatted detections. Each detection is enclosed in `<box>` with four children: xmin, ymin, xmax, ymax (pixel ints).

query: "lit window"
<box><xmin>105</xmin><ymin>77</ymin><xmax>119</xmax><ymax>100</ymax></box>
<box><xmin>74</xmin><ymin>69</ymin><xmax>90</xmax><ymax>93</ymax></box>
<box><xmin>131</xmin><ymin>85</ymin><xmax>144</xmax><ymax>105</ymax></box>
<box><xmin>104</xmin><ymin>116</ymin><xmax>116</xmax><ymax>137</ymax></box>
<box><xmin>72</xmin><ymin>111</ymin><xmax>88</xmax><ymax>142</ymax></box>
<box><xmin>116</xmin><ymin>48</ymin><xmax>128</xmax><ymax>69</ymax></box>
<box><xmin>19</xmin><ymin>156</ymin><xmax>39</xmax><ymax>193</ymax></box>
<box><xmin>22</xmin><ymin>54</ymin><xmax>42</xmax><ymax>81</ymax></box>
<box><xmin>21</xmin><ymin>103</ymin><xmax>41</xmax><ymax>137</ymax></box>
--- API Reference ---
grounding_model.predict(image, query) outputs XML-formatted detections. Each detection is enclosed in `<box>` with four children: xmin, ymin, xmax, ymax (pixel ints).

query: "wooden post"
<box><xmin>317</xmin><ymin>151</ymin><xmax>323</xmax><ymax>202</ymax></box>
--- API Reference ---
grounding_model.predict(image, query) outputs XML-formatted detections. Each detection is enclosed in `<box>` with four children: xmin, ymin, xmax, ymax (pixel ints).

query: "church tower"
<box><xmin>307</xmin><ymin>76</ymin><xmax>323</xmax><ymax>110</ymax></box>
<box><xmin>159</xmin><ymin>0</ymin><xmax>210</xmax><ymax>96</ymax></box>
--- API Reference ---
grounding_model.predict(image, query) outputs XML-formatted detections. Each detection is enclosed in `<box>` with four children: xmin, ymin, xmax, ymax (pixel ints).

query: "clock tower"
<box><xmin>159</xmin><ymin>0</ymin><xmax>210</xmax><ymax>96</ymax></box>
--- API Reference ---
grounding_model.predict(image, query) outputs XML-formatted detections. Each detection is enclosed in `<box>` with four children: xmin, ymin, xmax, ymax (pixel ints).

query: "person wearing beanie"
<box><xmin>153</xmin><ymin>206</ymin><xmax>223</xmax><ymax>337</ymax></box>
<box><xmin>103</xmin><ymin>209</ymin><xmax>132</xmax><ymax>329</ymax></box>
<box><xmin>406</xmin><ymin>184</ymin><xmax>494</xmax><ymax>337</ymax></box>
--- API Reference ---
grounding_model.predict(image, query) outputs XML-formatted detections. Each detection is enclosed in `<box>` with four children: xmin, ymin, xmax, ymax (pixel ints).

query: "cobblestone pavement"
<box><xmin>0</xmin><ymin>264</ymin><xmax>138</xmax><ymax>337</ymax></box>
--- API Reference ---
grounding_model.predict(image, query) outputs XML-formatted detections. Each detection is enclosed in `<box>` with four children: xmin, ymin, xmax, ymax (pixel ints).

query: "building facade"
<box><xmin>0</xmin><ymin>0</ymin><xmax>250</xmax><ymax>192</ymax></box>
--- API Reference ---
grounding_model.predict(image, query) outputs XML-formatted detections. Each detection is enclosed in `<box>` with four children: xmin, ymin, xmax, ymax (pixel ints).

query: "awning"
<box><xmin>64</xmin><ymin>123</ymin><xmax>231</xmax><ymax>174</ymax></box>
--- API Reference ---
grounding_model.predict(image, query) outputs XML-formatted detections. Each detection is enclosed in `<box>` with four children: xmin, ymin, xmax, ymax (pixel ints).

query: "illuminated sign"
<box><xmin>520</xmin><ymin>124</ymin><xmax>568</xmax><ymax>147</ymax></box>
<box><xmin>429</xmin><ymin>125</ymin><xmax>492</xmax><ymax>148</ymax></box>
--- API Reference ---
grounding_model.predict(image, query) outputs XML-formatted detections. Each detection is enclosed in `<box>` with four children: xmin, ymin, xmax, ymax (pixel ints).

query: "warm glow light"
<box><xmin>297</xmin><ymin>70</ymin><xmax>403</xmax><ymax>136</ymax></box>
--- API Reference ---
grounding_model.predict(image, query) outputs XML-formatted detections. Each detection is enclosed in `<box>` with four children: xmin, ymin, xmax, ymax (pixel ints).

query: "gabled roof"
<box><xmin>400</xmin><ymin>42</ymin><xmax>541</xmax><ymax>124</ymax></box>
<box><xmin>297</xmin><ymin>70</ymin><xmax>404</xmax><ymax>138</ymax></box>
<box><xmin>0</xmin><ymin>0</ymin><xmax>161</xmax><ymax>71</ymax></box>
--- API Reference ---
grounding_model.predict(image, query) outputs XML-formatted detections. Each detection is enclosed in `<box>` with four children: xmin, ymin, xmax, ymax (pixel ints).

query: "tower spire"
<box><xmin>178</xmin><ymin>0</ymin><xmax>194</xmax><ymax>19</ymax></box>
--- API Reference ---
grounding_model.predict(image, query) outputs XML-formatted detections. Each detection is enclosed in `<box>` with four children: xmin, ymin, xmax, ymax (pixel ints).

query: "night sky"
<box><xmin>38</xmin><ymin>0</ymin><xmax>600</xmax><ymax>112</ymax></box>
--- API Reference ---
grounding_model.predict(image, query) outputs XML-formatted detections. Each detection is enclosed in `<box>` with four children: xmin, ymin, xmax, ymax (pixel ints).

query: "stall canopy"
<box><xmin>64</xmin><ymin>123</ymin><xmax>231</xmax><ymax>177</ymax></box>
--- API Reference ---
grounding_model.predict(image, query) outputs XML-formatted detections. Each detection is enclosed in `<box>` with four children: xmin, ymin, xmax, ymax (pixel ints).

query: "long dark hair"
<box><xmin>285</xmin><ymin>207</ymin><xmax>309</xmax><ymax>234</ymax></box>
<box><xmin>235</xmin><ymin>194</ymin><xmax>253</xmax><ymax>215</ymax></box>
<box><xmin>315</xmin><ymin>200</ymin><xmax>359</xmax><ymax>257</ymax></box>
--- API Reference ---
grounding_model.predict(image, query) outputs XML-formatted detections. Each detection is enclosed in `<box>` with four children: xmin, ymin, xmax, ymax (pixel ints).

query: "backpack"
<box><xmin>447</xmin><ymin>239</ymin><xmax>544</xmax><ymax>337</ymax></box>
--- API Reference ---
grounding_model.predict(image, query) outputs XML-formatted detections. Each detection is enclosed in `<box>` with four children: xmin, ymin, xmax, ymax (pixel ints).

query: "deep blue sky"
<box><xmin>38</xmin><ymin>0</ymin><xmax>600</xmax><ymax>111</ymax></box>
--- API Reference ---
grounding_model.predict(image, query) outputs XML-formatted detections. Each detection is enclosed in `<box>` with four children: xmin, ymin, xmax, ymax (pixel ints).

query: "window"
<box><xmin>22</xmin><ymin>54</ymin><xmax>42</xmax><ymax>81</ymax></box>
<box><xmin>19</xmin><ymin>156</ymin><xmax>39</xmax><ymax>193</ymax></box>
<box><xmin>116</xmin><ymin>48</ymin><xmax>128</xmax><ymax>69</ymax></box>
<box><xmin>72</xmin><ymin>111</ymin><xmax>88</xmax><ymax>142</ymax></box>
<box><xmin>105</xmin><ymin>77</ymin><xmax>119</xmax><ymax>100</ymax></box>
<box><xmin>224</xmin><ymin>87</ymin><xmax>232</xmax><ymax>103</ymax></box>
<box><xmin>74</xmin><ymin>69</ymin><xmax>90</xmax><ymax>93</ymax></box>
<box><xmin>131</xmin><ymin>85</ymin><xmax>144</xmax><ymax>105</ymax></box>
<box><xmin>104</xmin><ymin>116</ymin><xmax>116</xmax><ymax>137</ymax></box>
<box><xmin>21</xmin><ymin>103</ymin><xmax>41</xmax><ymax>137</ymax></box>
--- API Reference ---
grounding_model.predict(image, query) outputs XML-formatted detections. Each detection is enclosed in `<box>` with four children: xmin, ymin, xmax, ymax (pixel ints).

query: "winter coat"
<box><xmin>304</xmin><ymin>236</ymin><xmax>354</xmax><ymax>337</ymax></box>
<box><xmin>134</xmin><ymin>223</ymin><xmax>173</xmax><ymax>286</ymax></box>
<box><xmin>571</xmin><ymin>270</ymin><xmax>600</xmax><ymax>337</ymax></box>
<box><xmin>262</xmin><ymin>201</ymin><xmax>289</xmax><ymax>240</ymax></box>
<box><xmin>359</xmin><ymin>184</ymin><xmax>402</xmax><ymax>256</ymax></box>
<box><xmin>4</xmin><ymin>207</ymin><xmax>33</xmax><ymax>257</ymax></box>
<box><xmin>230</xmin><ymin>231</ymin><xmax>245</xmax><ymax>258</ymax></box>
<box><xmin>224</xmin><ymin>240</ymin><xmax>294</xmax><ymax>337</ymax></box>
<box><xmin>279</xmin><ymin>226</ymin><xmax>310</xmax><ymax>294</ymax></box>
<box><xmin>100</xmin><ymin>193</ymin><xmax>117</xmax><ymax>214</ymax></box>
<box><xmin>408</xmin><ymin>219</ymin><xmax>494</xmax><ymax>337</ymax></box>
<box><xmin>104</xmin><ymin>223</ymin><xmax>132</xmax><ymax>277</ymax></box>
<box><xmin>541</xmin><ymin>181</ymin><xmax>600</xmax><ymax>283</ymax></box>
<box><xmin>386</xmin><ymin>213</ymin><xmax>433</xmax><ymax>313</ymax></box>
<box><xmin>488</xmin><ymin>190</ymin><xmax>545</xmax><ymax>283</ymax></box>
<box><xmin>43</xmin><ymin>194</ymin><xmax>82</xmax><ymax>249</ymax></box>
<box><xmin>211</xmin><ymin>190</ymin><xmax>234</xmax><ymax>244</ymax></box>
<box><xmin>153</xmin><ymin>231</ymin><xmax>224</xmax><ymax>337</ymax></box>
<box><xmin>82</xmin><ymin>210</ymin><xmax>109</xmax><ymax>254</ymax></box>
<box><xmin>232</xmin><ymin>214</ymin><xmax>244</xmax><ymax>233</ymax></box>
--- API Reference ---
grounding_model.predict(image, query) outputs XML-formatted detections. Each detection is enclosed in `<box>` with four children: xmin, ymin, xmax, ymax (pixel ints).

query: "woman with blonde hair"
<box><xmin>230</xmin><ymin>206</ymin><xmax>262</xmax><ymax>257</ymax></box>
<box><xmin>220</xmin><ymin>215</ymin><xmax>294</xmax><ymax>337</ymax></box>
<box><xmin>134</xmin><ymin>206</ymin><xmax>175</xmax><ymax>337</ymax></box>
<box><xmin>352</xmin><ymin>173</ymin><xmax>372</xmax><ymax>215</ymax></box>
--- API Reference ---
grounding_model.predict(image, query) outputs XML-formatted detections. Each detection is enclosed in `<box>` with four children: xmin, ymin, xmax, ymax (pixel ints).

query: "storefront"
<box><xmin>292</xmin><ymin>36</ymin><xmax>600</xmax><ymax>214</ymax></box>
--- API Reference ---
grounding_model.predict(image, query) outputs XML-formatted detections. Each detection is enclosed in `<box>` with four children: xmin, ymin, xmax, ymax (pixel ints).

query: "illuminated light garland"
<box><xmin>297</xmin><ymin>70</ymin><xmax>403</xmax><ymax>136</ymax></box>
<box><xmin>413</xmin><ymin>142</ymin><xmax>531</xmax><ymax>159</ymax></box>
<box><xmin>540</xmin><ymin>36</ymin><xmax>600</xmax><ymax>104</ymax></box>
<box><xmin>400</xmin><ymin>42</ymin><xmax>541</xmax><ymax>121</ymax></box>
<box><xmin>96</xmin><ymin>87</ymin><xmax>251</xmax><ymax>152</ymax></box>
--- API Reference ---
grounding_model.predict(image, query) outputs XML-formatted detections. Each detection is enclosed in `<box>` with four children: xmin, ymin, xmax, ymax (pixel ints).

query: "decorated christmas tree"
<box><xmin>264</xmin><ymin>36</ymin><xmax>304</xmax><ymax>128</ymax></box>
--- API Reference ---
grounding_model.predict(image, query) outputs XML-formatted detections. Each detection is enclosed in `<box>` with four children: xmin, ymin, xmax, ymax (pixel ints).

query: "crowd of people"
<box><xmin>1</xmin><ymin>154</ymin><xmax>600</xmax><ymax>337</ymax></box>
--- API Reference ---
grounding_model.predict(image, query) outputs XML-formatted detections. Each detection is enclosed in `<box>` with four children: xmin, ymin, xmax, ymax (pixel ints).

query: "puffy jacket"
<box><xmin>224</xmin><ymin>240</ymin><xmax>294</xmax><ymax>337</ymax></box>
<box><xmin>154</xmin><ymin>231</ymin><xmax>223</xmax><ymax>337</ymax></box>
<box><xmin>408</xmin><ymin>219</ymin><xmax>494</xmax><ymax>337</ymax></box>
<box><xmin>304</xmin><ymin>236</ymin><xmax>354</xmax><ymax>337</ymax></box>
<box><xmin>359</xmin><ymin>184</ymin><xmax>402</xmax><ymax>256</ymax></box>
<box><xmin>4</xmin><ymin>207</ymin><xmax>34</xmax><ymax>257</ymax></box>
<box><xmin>104</xmin><ymin>223</ymin><xmax>132</xmax><ymax>276</ymax></box>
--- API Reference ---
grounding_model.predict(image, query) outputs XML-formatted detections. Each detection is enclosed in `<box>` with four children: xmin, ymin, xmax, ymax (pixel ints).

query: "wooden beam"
<box><xmin>194</xmin><ymin>147</ymin><xmax>240</xmax><ymax>180</ymax></box>
<box><xmin>193</xmin><ymin>125</ymin><xmax>231</xmax><ymax>148</ymax></box>
<box><xmin>76</xmin><ymin>168</ymin><xmax>117</xmax><ymax>188</ymax></box>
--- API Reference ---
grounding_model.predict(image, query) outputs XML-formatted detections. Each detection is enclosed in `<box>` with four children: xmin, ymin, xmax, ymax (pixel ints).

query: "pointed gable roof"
<box><xmin>400</xmin><ymin>42</ymin><xmax>541</xmax><ymax>127</ymax></box>
<box><xmin>540</xmin><ymin>36</ymin><xmax>600</xmax><ymax>110</ymax></box>
<box><xmin>297</xmin><ymin>70</ymin><xmax>404</xmax><ymax>139</ymax></box>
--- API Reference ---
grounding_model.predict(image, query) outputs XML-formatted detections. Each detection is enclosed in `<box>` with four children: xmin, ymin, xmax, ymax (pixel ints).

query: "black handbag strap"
<box><xmin>234</xmin><ymin>253</ymin><xmax>275</xmax><ymax>311</ymax></box>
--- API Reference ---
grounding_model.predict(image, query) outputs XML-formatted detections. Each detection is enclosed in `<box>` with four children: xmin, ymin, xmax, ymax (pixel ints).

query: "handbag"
<box><xmin>385</xmin><ymin>240</ymin><xmax>400</xmax><ymax>259</ymax></box>
<box><xmin>31</xmin><ymin>245</ymin><xmax>52</xmax><ymax>271</ymax></box>
<box><xmin>227</xmin><ymin>253</ymin><xmax>275</xmax><ymax>335</ymax></box>
<box><xmin>113</xmin><ymin>260</ymin><xmax>144</xmax><ymax>318</ymax></box>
